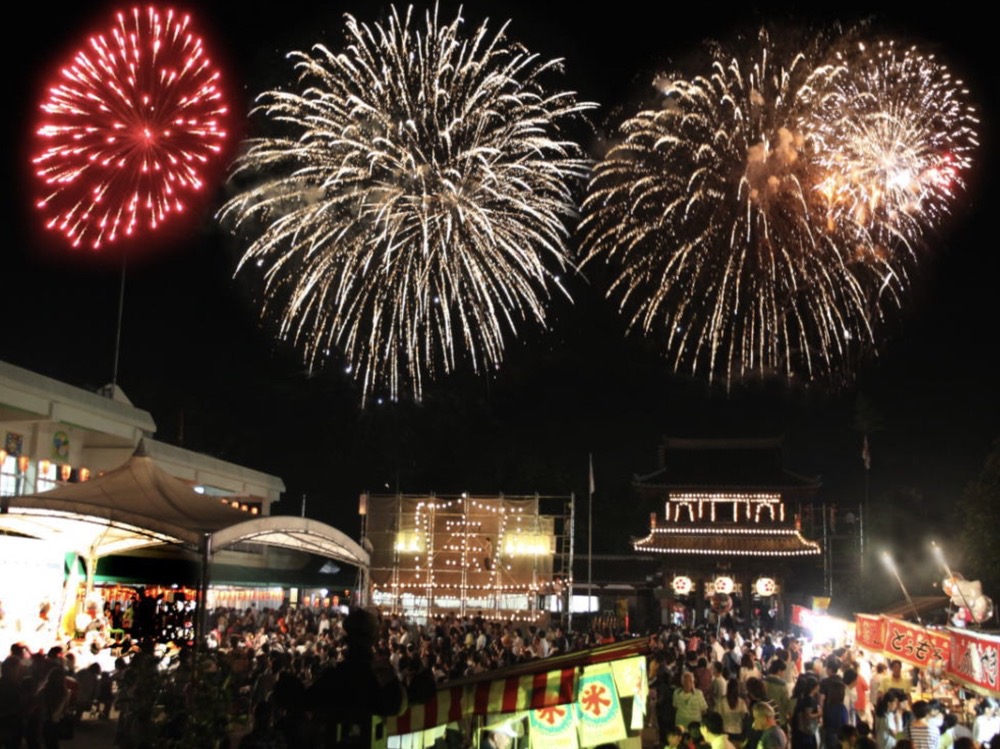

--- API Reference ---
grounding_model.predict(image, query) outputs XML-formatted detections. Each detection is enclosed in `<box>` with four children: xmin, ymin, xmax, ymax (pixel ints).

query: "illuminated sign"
<box><xmin>394</xmin><ymin>532</ymin><xmax>424</xmax><ymax>553</ymax></box>
<box><xmin>502</xmin><ymin>532</ymin><xmax>552</xmax><ymax>556</ymax></box>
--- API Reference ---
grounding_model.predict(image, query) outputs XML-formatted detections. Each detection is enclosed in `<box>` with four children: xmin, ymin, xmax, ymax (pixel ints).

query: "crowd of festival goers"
<box><xmin>1</xmin><ymin>600</ymin><xmax>999</xmax><ymax>749</ymax></box>
<box><xmin>646</xmin><ymin>629</ymin><xmax>1000</xmax><ymax>749</ymax></box>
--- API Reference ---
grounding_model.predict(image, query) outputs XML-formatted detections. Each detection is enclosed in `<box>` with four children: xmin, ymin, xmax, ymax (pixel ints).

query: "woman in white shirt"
<box><xmin>973</xmin><ymin>699</ymin><xmax>1000</xmax><ymax>746</ymax></box>
<box><xmin>875</xmin><ymin>690</ymin><xmax>907</xmax><ymax>749</ymax></box>
<box><xmin>719</xmin><ymin>678</ymin><xmax>749</xmax><ymax>741</ymax></box>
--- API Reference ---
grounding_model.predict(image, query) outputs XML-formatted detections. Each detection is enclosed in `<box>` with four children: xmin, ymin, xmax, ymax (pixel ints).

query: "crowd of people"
<box><xmin>2</xmin><ymin>601</ymin><xmax>1000</xmax><ymax>749</ymax></box>
<box><xmin>0</xmin><ymin>602</ymin><xmax>620</xmax><ymax>748</ymax></box>
<box><xmin>646</xmin><ymin>629</ymin><xmax>1000</xmax><ymax>749</ymax></box>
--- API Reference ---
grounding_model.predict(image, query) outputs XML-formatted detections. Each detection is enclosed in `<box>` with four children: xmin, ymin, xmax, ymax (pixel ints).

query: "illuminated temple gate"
<box><xmin>361</xmin><ymin>494</ymin><xmax>572</xmax><ymax>621</ymax></box>
<box><xmin>633</xmin><ymin>438</ymin><xmax>823</xmax><ymax>627</ymax></box>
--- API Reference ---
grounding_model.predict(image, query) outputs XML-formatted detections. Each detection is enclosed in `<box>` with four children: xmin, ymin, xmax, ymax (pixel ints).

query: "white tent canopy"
<box><xmin>1</xmin><ymin>442</ymin><xmax>368</xmax><ymax>570</ymax></box>
<box><xmin>211</xmin><ymin>516</ymin><xmax>368</xmax><ymax>568</ymax></box>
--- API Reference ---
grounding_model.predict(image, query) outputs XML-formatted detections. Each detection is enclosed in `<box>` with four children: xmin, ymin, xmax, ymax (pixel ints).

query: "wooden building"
<box><xmin>633</xmin><ymin>437</ymin><xmax>822</xmax><ymax>628</ymax></box>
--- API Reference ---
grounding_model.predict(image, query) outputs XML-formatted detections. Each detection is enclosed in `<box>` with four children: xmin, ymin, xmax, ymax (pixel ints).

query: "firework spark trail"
<box><xmin>220</xmin><ymin>6</ymin><xmax>594</xmax><ymax>403</ymax></box>
<box><xmin>33</xmin><ymin>6</ymin><xmax>229</xmax><ymax>249</ymax></box>
<box><xmin>581</xmin><ymin>30</ymin><xmax>976</xmax><ymax>386</ymax></box>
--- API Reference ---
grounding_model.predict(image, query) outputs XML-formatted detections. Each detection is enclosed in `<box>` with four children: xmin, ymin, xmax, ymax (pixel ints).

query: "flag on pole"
<box><xmin>862</xmin><ymin>435</ymin><xmax>871</xmax><ymax>471</ymax></box>
<box><xmin>588</xmin><ymin>454</ymin><xmax>595</xmax><ymax>496</ymax></box>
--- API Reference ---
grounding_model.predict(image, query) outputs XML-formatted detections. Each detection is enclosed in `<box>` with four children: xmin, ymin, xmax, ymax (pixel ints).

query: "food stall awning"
<box><xmin>386</xmin><ymin>638</ymin><xmax>650</xmax><ymax>736</ymax></box>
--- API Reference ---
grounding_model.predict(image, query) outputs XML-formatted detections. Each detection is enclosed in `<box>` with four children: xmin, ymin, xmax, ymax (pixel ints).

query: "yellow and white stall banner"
<box><xmin>575</xmin><ymin>662</ymin><xmax>627</xmax><ymax>747</ymax></box>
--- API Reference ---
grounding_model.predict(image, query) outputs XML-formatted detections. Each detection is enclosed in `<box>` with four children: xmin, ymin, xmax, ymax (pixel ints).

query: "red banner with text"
<box><xmin>946</xmin><ymin>628</ymin><xmax>1000</xmax><ymax>698</ymax></box>
<box><xmin>855</xmin><ymin>614</ymin><xmax>885</xmax><ymax>651</ymax></box>
<box><xmin>790</xmin><ymin>604</ymin><xmax>809</xmax><ymax>628</ymax></box>
<box><xmin>882</xmin><ymin>616</ymin><xmax>949</xmax><ymax>668</ymax></box>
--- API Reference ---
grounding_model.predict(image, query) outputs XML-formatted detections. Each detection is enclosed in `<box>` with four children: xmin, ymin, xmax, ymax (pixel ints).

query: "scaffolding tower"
<box><xmin>360</xmin><ymin>493</ymin><xmax>573</xmax><ymax>622</ymax></box>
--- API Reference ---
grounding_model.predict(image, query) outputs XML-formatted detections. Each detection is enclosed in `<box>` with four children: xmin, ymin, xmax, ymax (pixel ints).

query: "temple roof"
<box><xmin>632</xmin><ymin>525</ymin><xmax>821</xmax><ymax>556</ymax></box>
<box><xmin>634</xmin><ymin>438</ymin><xmax>820</xmax><ymax>494</ymax></box>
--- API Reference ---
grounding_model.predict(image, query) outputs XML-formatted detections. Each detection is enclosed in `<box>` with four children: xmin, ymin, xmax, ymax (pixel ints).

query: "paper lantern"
<box><xmin>713</xmin><ymin>576</ymin><xmax>735</xmax><ymax>594</ymax></box>
<box><xmin>671</xmin><ymin>575</ymin><xmax>694</xmax><ymax>595</ymax></box>
<box><xmin>755</xmin><ymin>577</ymin><xmax>777</xmax><ymax>596</ymax></box>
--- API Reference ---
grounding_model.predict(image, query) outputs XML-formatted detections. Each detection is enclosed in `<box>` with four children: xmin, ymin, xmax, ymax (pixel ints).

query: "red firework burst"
<box><xmin>32</xmin><ymin>6</ymin><xmax>229</xmax><ymax>249</ymax></box>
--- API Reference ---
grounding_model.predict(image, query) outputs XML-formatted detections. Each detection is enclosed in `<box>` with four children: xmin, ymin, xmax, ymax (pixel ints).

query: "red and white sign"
<box><xmin>855</xmin><ymin>614</ymin><xmax>885</xmax><ymax>651</ymax></box>
<box><xmin>882</xmin><ymin>617</ymin><xmax>949</xmax><ymax>668</ymax></box>
<box><xmin>947</xmin><ymin>628</ymin><xmax>1000</xmax><ymax>698</ymax></box>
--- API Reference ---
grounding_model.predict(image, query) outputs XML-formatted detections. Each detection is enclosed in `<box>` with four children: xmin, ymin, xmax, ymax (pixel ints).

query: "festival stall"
<box><xmin>946</xmin><ymin>628</ymin><xmax>1000</xmax><ymax>699</ymax></box>
<box><xmin>384</xmin><ymin>639</ymin><xmax>651</xmax><ymax>749</ymax></box>
<box><xmin>852</xmin><ymin>611</ymin><xmax>1000</xmax><ymax>714</ymax></box>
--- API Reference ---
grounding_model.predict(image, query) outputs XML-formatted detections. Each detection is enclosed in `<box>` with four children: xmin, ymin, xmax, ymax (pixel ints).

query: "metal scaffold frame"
<box><xmin>359</xmin><ymin>493</ymin><xmax>574</xmax><ymax>623</ymax></box>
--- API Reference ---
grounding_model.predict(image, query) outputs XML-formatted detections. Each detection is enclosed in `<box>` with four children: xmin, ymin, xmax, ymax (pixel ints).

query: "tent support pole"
<box><xmin>196</xmin><ymin>534</ymin><xmax>212</xmax><ymax>648</ymax></box>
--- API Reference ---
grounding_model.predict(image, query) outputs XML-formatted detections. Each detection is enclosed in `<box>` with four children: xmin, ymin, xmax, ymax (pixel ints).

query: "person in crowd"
<box><xmin>824</xmin><ymin>678</ymin><xmax>851</xmax><ymax>749</ymax></box>
<box><xmin>676</xmin><ymin>671</ymin><xmax>710</xmax><ymax>731</ymax></box>
<box><xmin>907</xmin><ymin>701</ymin><xmax>939</xmax><ymax>749</ymax></box>
<box><xmin>666</xmin><ymin>725</ymin><xmax>690</xmax><ymax>749</ymax></box>
<box><xmin>741</xmin><ymin>652</ymin><xmax>763</xmax><ymax>685</ymax></box>
<box><xmin>938</xmin><ymin>712</ymin><xmax>972</xmax><ymax>749</ymax></box>
<box><xmin>875</xmin><ymin>690</ymin><xmax>907</xmax><ymax>749</ymax></box>
<box><xmin>844</xmin><ymin>668</ymin><xmax>869</xmax><ymax>728</ymax></box>
<box><xmin>702</xmin><ymin>711</ymin><xmax>737</xmax><ymax>749</ymax></box>
<box><xmin>712</xmin><ymin>663</ymin><xmax>729</xmax><ymax>711</ymax></box>
<box><xmin>0</xmin><ymin>656</ymin><xmax>26</xmax><ymax>749</ymax></box>
<box><xmin>239</xmin><ymin>700</ymin><xmax>287</xmax><ymax>749</ymax></box>
<box><xmin>871</xmin><ymin>664</ymin><xmax>889</xmax><ymax>706</ymax></box>
<box><xmin>973</xmin><ymin>699</ymin><xmax>1000</xmax><ymax>746</ymax></box>
<box><xmin>35</xmin><ymin>667</ymin><xmax>71</xmax><ymax>749</ymax></box>
<box><xmin>791</xmin><ymin>676</ymin><xmax>821</xmax><ymax>749</ymax></box>
<box><xmin>304</xmin><ymin>609</ymin><xmax>406</xmax><ymax>748</ymax></box>
<box><xmin>696</xmin><ymin>657</ymin><xmax>714</xmax><ymax>703</ymax></box>
<box><xmin>884</xmin><ymin>662</ymin><xmax>911</xmax><ymax>696</ymax></box>
<box><xmin>720</xmin><ymin>678</ymin><xmax>749</xmax><ymax>743</ymax></box>
<box><xmin>840</xmin><ymin>725</ymin><xmax>860</xmax><ymax>749</ymax></box>
<box><xmin>754</xmin><ymin>701</ymin><xmax>789</xmax><ymax>749</ymax></box>
<box><xmin>765</xmin><ymin>660</ymin><xmax>794</xmax><ymax>727</ymax></box>
<box><xmin>690</xmin><ymin>721</ymin><xmax>711</xmax><ymax>749</ymax></box>
<box><xmin>927</xmin><ymin>701</ymin><xmax>945</xmax><ymax>733</ymax></box>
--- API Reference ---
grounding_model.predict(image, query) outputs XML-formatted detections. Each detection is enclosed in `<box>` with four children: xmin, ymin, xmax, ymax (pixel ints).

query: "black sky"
<box><xmin>4</xmin><ymin>0</ymin><xmax>997</xmax><ymax>571</ymax></box>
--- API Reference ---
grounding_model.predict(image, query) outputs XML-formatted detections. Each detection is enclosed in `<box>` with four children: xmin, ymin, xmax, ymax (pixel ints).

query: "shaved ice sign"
<box><xmin>575</xmin><ymin>664</ymin><xmax>626</xmax><ymax>747</ymax></box>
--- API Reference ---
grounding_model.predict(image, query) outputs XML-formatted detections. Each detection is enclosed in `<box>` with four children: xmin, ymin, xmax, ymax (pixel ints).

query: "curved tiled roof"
<box><xmin>633</xmin><ymin>524</ymin><xmax>821</xmax><ymax>556</ymax></box>
<box><xmin>634</xmin><ymin>438</ymin><xmax>820</xmax><ymax>493</ymax></box>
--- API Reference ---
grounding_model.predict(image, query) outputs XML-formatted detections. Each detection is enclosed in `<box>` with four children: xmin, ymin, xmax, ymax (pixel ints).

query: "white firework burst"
<box><xmin>581</xmin><ymin>30</ymin><xmax>876</xmax><ymax>385</ymax></box>
<box><xmin>803</xmin><ymin>38</ymin><xmax>979</xmax><ymax>268</ymax></box>
<box><xmin>219</xmin><ymin>5</ymin><xmax>594</xmax><ymax>402</ymax></box>
<box><xmin>580</xmin><ymin>29</ymin><xmax>976</xmax><ymax>387</ymax></box>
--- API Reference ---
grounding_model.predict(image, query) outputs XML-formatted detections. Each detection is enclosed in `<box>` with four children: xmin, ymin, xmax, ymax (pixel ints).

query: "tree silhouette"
<box><xmin>959</xmin><ymin>438</ymin><xmax>1000</xmax><ymax>596</ymax></box>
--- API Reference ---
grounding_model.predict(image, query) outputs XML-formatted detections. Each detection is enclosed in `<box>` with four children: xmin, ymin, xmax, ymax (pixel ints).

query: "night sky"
<box><xmin>4</xmin><ymin>0</ymin><xmax>997</xmax><ymax>581</ymax></box>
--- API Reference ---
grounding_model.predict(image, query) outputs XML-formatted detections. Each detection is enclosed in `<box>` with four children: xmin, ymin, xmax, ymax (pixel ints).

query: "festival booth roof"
<box><xmin>387</xmin><ymin>638</ymin><xmax>651</xmax><ymax>738</ymax></box>
<box><xmin>0</xmin><ymin>443</ymin><xmax>369</xmax><ymax>569</ymax></box>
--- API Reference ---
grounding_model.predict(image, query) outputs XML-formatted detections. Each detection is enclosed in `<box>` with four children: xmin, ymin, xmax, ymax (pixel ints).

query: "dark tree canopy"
<box><xmin>960</xmin><ymin>438</ymin><xmax>1000</xmax><ymax>595</ymax></box>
